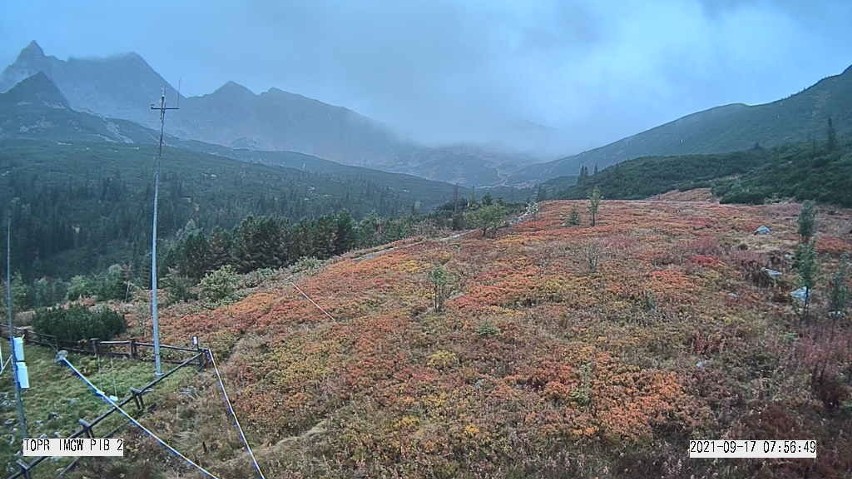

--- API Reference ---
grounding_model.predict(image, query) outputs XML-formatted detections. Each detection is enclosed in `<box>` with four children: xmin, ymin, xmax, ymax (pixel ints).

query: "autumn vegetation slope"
<box><xmin>79</xmin><ymin>199</ymin><xmax>851</xmax><ymax>479</ymax></box>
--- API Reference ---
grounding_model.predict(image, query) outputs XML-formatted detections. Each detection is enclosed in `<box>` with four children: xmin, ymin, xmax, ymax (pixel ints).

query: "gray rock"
<box><xmin>790</xmin><ymin>287</ymin><xmax>811</xmax><ymax>303</ymax></box>
<box><xmin>754</xmin><ymin>225</ymin><xmax>771</xmax><ymax>235</ymax></box>
<box><xmin>761</xmin><ymin>268</ymin><xmax>782</xmax><ymax>279</ymax></box>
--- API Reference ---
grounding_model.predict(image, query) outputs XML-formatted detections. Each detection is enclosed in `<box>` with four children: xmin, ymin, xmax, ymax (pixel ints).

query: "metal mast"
<box><xmin>150</xmin><ymin>89</ymin><xmax>178</xmax><ymax>377</ymax></box>
<box><xmin>6</xmin><ymin>215</ymin><xmax>27</xmax><ymax>438</ymax></box>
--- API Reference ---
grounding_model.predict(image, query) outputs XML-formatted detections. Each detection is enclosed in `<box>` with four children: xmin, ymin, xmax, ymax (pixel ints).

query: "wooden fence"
<box><xmin>2</xmin><ymin>324</ymin><xmax>209</xmax><ymax>479</ymax></box>
<box><xmin>1</xmin><ymin>324</ymin><xmax>200</xmax><ymax>364</ymax></box>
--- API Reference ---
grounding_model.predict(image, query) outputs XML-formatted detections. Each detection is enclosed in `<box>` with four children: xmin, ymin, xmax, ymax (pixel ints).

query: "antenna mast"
<box><xmin>150</xmin><ymin>88</ymin><xmax>179</xmax><ymax>377</ymax></box>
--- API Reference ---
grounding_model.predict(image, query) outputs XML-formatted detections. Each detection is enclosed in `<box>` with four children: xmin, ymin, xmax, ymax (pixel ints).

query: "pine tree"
<box><xmin>177</xmin><ymin>232</ymin><xmax>211</xmax><ymax>280</ymax></box>
<box><xmin>827</xmin><ymin>117</ymin><xmax>837</xmax><ymax>152</ymax></box>
<box><xmin>564</xmin><ymin>206</ymin><xmax>581</xmax><ymax>226</ymax></box>
<box><xmin>207</xmin><ymin>227</ymin><xmax>233</xmax><ymax>271</ymax></box>
<box><xmin>578</xmin><ymin>165</ymin><xmax>588</xmax><ymax>184</ymax></box>
<box><xmin>468</xmin><ymin>204</ymin><xmax>507</xmax><ymax>238</ymax></box>
<box><xmin>794</xmin><ymin>241</ymin><xmax>818</xmax><ymax>321</ymax></box>
<box><xmin>829</xmin><ymin>254</ymin><xmax>848</xmax><ymax>318</ymax></box>
<box><xmin>797</xmin><ymin>200</ymin><xmax>816</xmax><ymax>243</ymax></box>
<box><xmin>333</xmin><ymin>211</ymin><xmax>357</xmax><ymax>255</ymax></box>
<box><xmin>429</xmin><ymin>265</ymin><xmax>450</xmax><ymax>312</ymax></box>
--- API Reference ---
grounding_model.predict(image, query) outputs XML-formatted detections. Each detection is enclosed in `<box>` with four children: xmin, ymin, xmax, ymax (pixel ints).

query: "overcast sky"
<box><xmin>1</xmin><ymin>0</ymin><xmax>850</xmax><ymax>156</ymax></box>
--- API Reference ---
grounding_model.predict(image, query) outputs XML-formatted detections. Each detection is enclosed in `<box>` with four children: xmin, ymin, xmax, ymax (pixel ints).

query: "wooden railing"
<box><xmin>2</xmin><ymin>324</ymin><xmax>209</xmax><ymax>479</ymax></box>
<box><xmin>1</xmin><ymin>324</ymin><xmax>199</xmax><ymax>364</ymax></box>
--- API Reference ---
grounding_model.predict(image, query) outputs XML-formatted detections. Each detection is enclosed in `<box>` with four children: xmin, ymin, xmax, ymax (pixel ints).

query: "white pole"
<box><xmin>149</xmin><ymin>88</ymin><xmax>178</xmax><ymax>377</ymax></box>
<box><xmin>6</xmin><ymin>215</ymin><xmax>27</xmax><ymax>436</ymax></box>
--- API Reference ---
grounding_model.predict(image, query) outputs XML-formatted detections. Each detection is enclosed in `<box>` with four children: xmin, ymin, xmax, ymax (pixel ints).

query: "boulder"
<box><xmin>754</xmin><ymin>225</ymin><xmax>771</xmax><ymax>235</ymax></box>
<box><xmin>760</xmin><ymin>268</ymin><xmax>782</xmax><ymax>280</ymax></box>
<box><xmin>790</xmin><ymin>287</ymin><xmax>811</xmax><ymax>303</ymax></box>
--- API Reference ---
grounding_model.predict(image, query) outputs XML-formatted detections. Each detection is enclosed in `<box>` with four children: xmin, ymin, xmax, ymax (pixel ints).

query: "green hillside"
<box><xmin>545</xmin><ymin>138</ymin><xmax>852</xmax><ymax>207</ymax></box>
<box><xmin>514</xmin><ymin>64</ymin><xmax>852</xmax><ymax>183</ymax></box>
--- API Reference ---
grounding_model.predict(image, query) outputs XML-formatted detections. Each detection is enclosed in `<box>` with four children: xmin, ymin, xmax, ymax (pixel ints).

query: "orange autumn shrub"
<box><xmin>129</xmin><ymin>199</ymin><xmax>852</xmax><ymax>479</ymax></box>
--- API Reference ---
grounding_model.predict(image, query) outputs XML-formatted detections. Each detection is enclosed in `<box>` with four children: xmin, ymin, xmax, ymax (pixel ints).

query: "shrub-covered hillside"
<box><xmin>543</xmin><ymin>139</ymin><xmax>852</xmax><ymax>207</ymax></box>
<box><xmin>74</xmin><ymin>199</ymin><xmax>852</xmax><ymax>479</ymax></box>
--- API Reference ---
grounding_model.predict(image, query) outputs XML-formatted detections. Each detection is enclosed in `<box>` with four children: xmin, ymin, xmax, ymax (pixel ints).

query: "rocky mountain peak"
<box><xmin>213</xmin><ymin>81</ymin><xmax>255</xmax><ymax>97</ymax></box>
<box><xmin>18</xmin><ymin>40</ymin><xmax>45</xmax><ymax>61</ymax></box>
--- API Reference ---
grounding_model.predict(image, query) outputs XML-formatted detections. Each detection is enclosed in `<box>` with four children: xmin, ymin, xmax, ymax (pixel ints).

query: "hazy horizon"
<box><xmin>2</xmin><ymin>0</ymin><xmax>851</xmax><ymax>157</ymax></box>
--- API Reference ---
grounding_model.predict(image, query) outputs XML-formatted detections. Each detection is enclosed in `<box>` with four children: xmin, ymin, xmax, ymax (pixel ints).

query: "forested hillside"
<box><xmin>0</xmin><ymin>140</ymin><xmax>458</xmax><ymax>281</ymax></box>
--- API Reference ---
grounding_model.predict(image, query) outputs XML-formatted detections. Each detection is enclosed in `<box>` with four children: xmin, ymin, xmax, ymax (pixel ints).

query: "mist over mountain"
<box><xmin>0</xmin><ymin>41</ymin><xmax>180</xmax><ymax>129</ymax></box>
<box><xmin>3</xmin><ymin>40</ymin><xmax>851</xmax><ymax>189</ymax></box>
<box><xmin>0</xmin><ymin>42</ymin><xmax>534</xmax><ymax>186</ymax></box>
<box><xmin>513</xmin><ymin>63</ymin><xmax>852</xmax><ymax>183</ymax></box>
<box><xmin>172</xmin><ymin>80</ymin><xmax>404</xmax><ymax>165</ymax></box>
<box><xmin>0</xmin><ymin>71</ymin><xmax>493</xmax><ymax>205</ymax></box>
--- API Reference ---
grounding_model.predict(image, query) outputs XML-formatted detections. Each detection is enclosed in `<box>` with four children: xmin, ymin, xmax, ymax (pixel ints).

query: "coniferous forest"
<box><xmin>0</xmin><ymin>139</ymin><xmax>476</xmax><ymax>307</ymax></box>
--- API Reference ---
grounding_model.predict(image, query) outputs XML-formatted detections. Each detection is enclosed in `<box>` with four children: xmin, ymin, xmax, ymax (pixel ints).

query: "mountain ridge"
<box><xmin>0</xmin><ymin>72</ymin><xmax>498</xmax><ymax>211</ymax></box>
<box><xmin>0</xmin><ymin>41</ymin><xmax>529</xmax><ymax>185</ymax></box>
<box><xmin>512</xmin><ymin>63</ymin><xmax>852</xmax><ymax>183</ymax></box>
<box><xmin>0</xmin><ymin>72</ymin><xmax>161</xmax><ymax>144</ymax></box>
<box><xmin>1</xmin><ymin>71</ymin><xmax>69</xmax><ymax>109</ymax></box>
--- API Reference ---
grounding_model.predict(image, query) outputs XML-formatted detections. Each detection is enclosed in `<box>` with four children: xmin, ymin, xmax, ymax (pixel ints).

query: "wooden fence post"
<box><xmin>130</xmin><ymin>339</ymin><xmax>138</xmax><ymax>359</ymax></box>
<box><xmin>78</xmin><ymin>419</ymin><xmax>95</xmax><ymax>439</ymax></box>
<box><xmin>17</xmin><ymin>459</ymin><xmax>32</xmax><ymax>479</ymax></box>
<box><xmin>195</xmin><ymin>339</ymin><xmax>206</xmax><ymax>370</ymax></box>
<box><xmin>130</xmin><ymin>388</ymin><xmax>145</xmax><ymax>412</ymax></box>
<box><xmin>90</xmin><ymin>338</ymin><xmax>99</xmax><ymax>356</ymax></box>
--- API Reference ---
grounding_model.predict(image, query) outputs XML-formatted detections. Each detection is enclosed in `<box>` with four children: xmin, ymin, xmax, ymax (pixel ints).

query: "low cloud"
<box><xmin>2</xmin><ymin>0</ymin><xmax>850</xmax><ymax>155</ymax></box>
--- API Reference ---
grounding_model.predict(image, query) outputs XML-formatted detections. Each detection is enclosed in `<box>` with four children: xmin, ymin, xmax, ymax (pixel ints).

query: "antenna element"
<box><xmin>149</xmin><ymin>86</ymin><xmax>179</xmax><ymax>377</ymax></box>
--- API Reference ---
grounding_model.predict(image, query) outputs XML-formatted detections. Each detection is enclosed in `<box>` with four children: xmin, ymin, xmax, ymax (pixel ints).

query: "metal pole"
<box><xmin>150</xmin><ymin>90</ymin><xmax>178</xmax><ymax>377</ymax></box>
<box><xmin>6</xmin><ymin>215</ymin><xmax>27</xmax><ymax>438</ymax></box>
<box><xmin>151</xmin><ymin>94</ymin><xmax>164</xmax><ymax>377</ymax></box>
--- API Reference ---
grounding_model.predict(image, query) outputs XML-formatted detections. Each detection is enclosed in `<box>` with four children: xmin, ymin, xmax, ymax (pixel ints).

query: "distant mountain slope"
<box><xmin>513</xmin><ymin>64</ymin><xmax>852</xmax><ymax>183</ymax></box>
<box><xmin>0</xmin><ymin>72</ymin><xmax>492</xmax><ymax>211</ymax></box>
<box><xmin>173</xmin><ymin>81</ymin><xmax>404</xmax><ymax>166</ymax></box>
<box><xmin>0</xmin><ymin>72</ymin><xmax>159</xmax><ymax>144</ymax></box>
<box><xmin>546</xmin><ymin>139</ymin><xmax>852</xmax><ymax>207</ymax></box>
<box><xmin>0</xmin><ymin>41</ymin><xmax>528</xmax><ymax>185</ymax></box>
<box><xmin>0</xmin><ymin>41</ymin><xmax>180</xmax><ymax>129</ymax></box>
